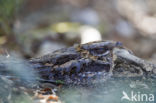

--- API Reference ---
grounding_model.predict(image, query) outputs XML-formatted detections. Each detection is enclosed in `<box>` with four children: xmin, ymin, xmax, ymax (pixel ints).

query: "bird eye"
<box><xmin>90</xmin><ymin>48</ymin><xmax>108</xmax><ymax>55</ymax></box>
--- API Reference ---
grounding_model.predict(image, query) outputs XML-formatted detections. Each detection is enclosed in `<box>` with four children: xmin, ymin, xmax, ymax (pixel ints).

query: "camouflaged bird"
<box><xmin>30</xmin><ymin>41</ymin><xmax>156</xmax><ymax>85</ymax></box>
